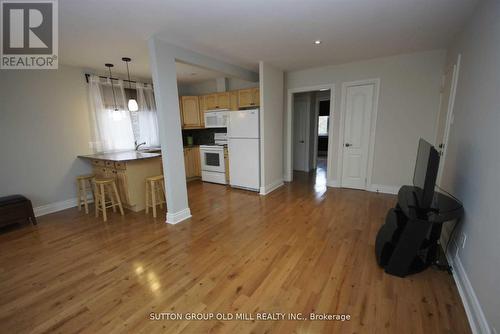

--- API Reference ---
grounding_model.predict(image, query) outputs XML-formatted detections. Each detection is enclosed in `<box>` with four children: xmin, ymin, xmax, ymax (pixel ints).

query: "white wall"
<box><xmin>286</xmin><ymin>50</ymin><xmax>446</xmax><ymax>189</ymax></box>
<box><xmin>0</xmin><ymin>65</ymin><xmax>93</xmax><ymax>209</ymax></box>
<box><xmin>259</xmin><ymin>61</ymin><xmax>284</xmax><ymax>194</ymax></box>
<box><xmin>178</xmin><ymin>77</ymin><xmax>258</xmax><ymax>96</ymax></box>
<box><xmin>444</xmin><ymin>1</ymin><xmax>500</xmax><ymax>332</ymax></box>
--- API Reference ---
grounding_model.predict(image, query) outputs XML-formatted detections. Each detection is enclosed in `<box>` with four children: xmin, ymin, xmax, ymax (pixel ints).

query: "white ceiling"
<box><xmin>60</xmin><ymin>0</ymin><xmax>478</xmax><ymax>80</ymax></box>
<box><xmin>175</xmin><ymin>62</ymin><xmax>228</xmax><ymax>84</ymax></box>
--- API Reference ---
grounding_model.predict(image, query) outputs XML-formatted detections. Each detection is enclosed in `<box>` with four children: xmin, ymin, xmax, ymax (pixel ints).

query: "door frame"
<box><xmin>285</xmin><ymin>84</ymin><xmax>335</xmax><ymax>183</ymax></box>
<box><xmin>435</xmin><ymin>54</ymin><xmax>461</xmax><ymax>186</ymax></box>
<box><xmin>338</xmin><ymin>79</ymin><xmax>380</xmax><ymax>189</ymax></box>
<box><xmin>312</xmin><ymin>93</ymin><xmax>331</xmax><ymax>170</ymax></box>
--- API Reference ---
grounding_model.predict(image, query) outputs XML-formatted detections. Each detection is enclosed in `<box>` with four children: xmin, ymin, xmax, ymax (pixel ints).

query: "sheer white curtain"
<box><xmin>88</xmin><ymin>75</ymin><xmax>135</xmax><ymax>152</ymax></box>
<box><xmin>135</xmin><ymin>83</ymin><xmax>160</xmax><ymax>147</ymax></box>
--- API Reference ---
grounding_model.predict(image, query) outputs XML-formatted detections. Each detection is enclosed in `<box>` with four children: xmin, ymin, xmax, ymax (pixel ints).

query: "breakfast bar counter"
<box><xmin>79</xmin><ymin>151</ymin><xmax>163</xmax><ymax>212</ymax></box>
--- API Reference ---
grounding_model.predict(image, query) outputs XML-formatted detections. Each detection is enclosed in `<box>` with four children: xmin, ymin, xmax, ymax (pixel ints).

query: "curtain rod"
<box><xmin>84</xmin><ymin>73</ymin><xmax>152</xmax><ymax>87</ymax></box>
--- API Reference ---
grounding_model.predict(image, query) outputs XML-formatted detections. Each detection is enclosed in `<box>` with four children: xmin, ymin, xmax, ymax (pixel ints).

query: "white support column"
<box><xmin>148</xmin><ymin>38</ymin><xmax>191</xmax><ymax>224</ymax></box>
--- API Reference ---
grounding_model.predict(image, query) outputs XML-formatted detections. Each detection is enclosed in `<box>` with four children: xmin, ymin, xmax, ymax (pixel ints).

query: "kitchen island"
<box><xmin>78</xmin><ymin>151</ymin><xmax>163</xmax><ymax>212</ymax></box>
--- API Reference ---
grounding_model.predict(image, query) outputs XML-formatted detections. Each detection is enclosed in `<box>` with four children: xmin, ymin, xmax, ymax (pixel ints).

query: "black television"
<box><xmin>412</xmin><ymin>139</ymin><xmax>440</xmax><ymax>210</ymax></box>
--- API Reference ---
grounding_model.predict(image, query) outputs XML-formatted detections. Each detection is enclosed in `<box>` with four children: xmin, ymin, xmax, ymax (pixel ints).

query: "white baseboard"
<box><xmin>166</xmin><ymin>208</ymin><xmax>191</xmax><ymax>224</ymax></box>
<box><xmin>446</xmin><ymin>245</ymin><xmax>492</xmax><ymax>334</ymax></box>
<box><xmin>327</xmin><ymin>179</ymin><xmax>340</xmax><ymax>187</ymax></box>
<box><xmin>259</xmin><ymin>179</ymin><xmax>284</xmax><ymax>196</ymax></box>
<box><xmin>34</xmin><ymin>195</ymin><xmax>94</xmax><ymax>217</ymax></box>
<box><xmin>367</xmin><ymin>184</ymin><xmax>400</xmax><ymax>195</ymax></box>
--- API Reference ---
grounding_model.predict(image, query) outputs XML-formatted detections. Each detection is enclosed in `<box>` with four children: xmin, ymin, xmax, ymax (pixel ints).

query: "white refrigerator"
<box><xmin>228</xmin><ymin>109</ymin><xmax>260</xmax><ymax>191</ymax></box>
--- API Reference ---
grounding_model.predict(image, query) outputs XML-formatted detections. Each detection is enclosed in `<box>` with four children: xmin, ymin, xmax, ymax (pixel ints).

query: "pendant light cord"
<box><xmin>107</xmin><ymin>65</ymin><xmax>118</xmax><ymax>111</ymax></box>
<box><xmin>125</xmin><ymin>60</ymin><xmax>132</xmax><ymax>90</ymax></box>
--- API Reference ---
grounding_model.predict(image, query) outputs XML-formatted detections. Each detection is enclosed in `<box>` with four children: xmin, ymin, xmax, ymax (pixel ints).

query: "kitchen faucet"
<box><xmin>135</xmin><ymin>141</ymin><xmax>146</xmax><ymax>151</ymax></box>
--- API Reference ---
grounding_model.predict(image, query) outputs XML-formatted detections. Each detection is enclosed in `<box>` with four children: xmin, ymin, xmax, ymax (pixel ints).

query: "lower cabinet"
<box><xmin>91</xmin><ymin>158</ymin><xmax>162</xmax><ymax>212</ymax></box>
<box><xmin>184</xmin><ymin>146</ymin><xmax>201</xmax><ymax>180</ymax></box>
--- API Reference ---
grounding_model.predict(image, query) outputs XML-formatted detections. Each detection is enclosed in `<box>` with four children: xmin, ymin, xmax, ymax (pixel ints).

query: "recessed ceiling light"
<box><xmin>314</xmin><ymin>40</ymin><xmax>322</xmax><ymax>45</ymax></box>
<box><xmin>319</xmin><ymin>88</ymin><xmax>328</xmax><ymax>91</ymax></box>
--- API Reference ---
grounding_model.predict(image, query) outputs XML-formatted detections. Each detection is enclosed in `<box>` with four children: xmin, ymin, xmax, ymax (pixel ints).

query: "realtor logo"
<box><xmin>1</xmin><ymin>0</ymin><xmax>58</xmax><ymax>69</ymax></box>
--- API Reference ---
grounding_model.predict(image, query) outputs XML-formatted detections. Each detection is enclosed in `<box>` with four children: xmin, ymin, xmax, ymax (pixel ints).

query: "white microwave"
<box><xmin>204</xmin><ymin>110</ymin><xmax>229</xmax><ymax>128</ymax></box>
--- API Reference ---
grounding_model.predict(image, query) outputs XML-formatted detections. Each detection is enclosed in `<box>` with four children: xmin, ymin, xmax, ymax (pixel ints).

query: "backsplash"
<box><xmin>182</xmin><ymin>128</ymin><xmax>226</xmax><ymax>146</ymax></box>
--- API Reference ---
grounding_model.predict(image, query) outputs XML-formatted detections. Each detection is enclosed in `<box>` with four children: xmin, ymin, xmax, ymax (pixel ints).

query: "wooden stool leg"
<box><xmin>112</xmin><ymin>182</ymin><xmax>124</xmax><ymax>215</ymax></box>
<box><xmin>82</xmin><ymin>179</ymin><xmax>89</xmax><ymax>214</ymax></box>
<box><xmin>145</xmin><ymin>181</ymin><xmax>150</xmax><ymax>214</ymax></box>
<box><xmin>157</xmin><ymin>182</ymin><xmax>163</xmax><ymax>209</ymax></box>
<box><xmin>108</xmin><ymin>184</ymin><xmax>117</xmax><ymax>213</ymax></box>
<box><xmin>100</xmin><ymin>184</ymin><xmax>107</xmax><ymax>222</ymax></box>
<box><xmin>151</xmin><ymin>180</ymin><xmax>157</xmax><ymax>218</ymax></box>
<box><xmin>77</xmin><ymin>180</ymin><xmax>82</xmax><ymax>211</ymax></box>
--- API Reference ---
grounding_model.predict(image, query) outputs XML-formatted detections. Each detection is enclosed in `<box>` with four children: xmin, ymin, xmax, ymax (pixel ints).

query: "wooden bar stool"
<box><xmin>93</xmin><ymin>178</ymin><xmax>124</xmax><ymax>222</ymax></box>
<box><xmin>145</xmin><ymin>175</ymin><xmax>166</xmax><ymax>218</ymax></box>
<box><xmin>76</xmin><ymin>174</ymin><xmax>95</xmax><ymax>214</ymax></box>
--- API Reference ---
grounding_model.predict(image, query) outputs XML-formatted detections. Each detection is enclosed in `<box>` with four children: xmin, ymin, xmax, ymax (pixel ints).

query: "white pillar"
<box><xmin>148</xmin><ymin>38</ymin><xmax>191</xmax><ymax>224</ymax></box>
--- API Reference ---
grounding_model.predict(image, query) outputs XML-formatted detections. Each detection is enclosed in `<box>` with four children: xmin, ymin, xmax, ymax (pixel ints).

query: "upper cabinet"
<box><xmin>180</xmin><ymin>96</ymin><xmax>202</xmax><ymax>128</ymax></box>
<box><xmin>179</xmin><ymin>87</ymin><xmax>259</xmax><ymax>129</ymax></box>
<box><xmin>229</xmin><ymin>91</ymin><xmax>239</xmax><ymax>110</ymax></box>
<box><xmin>238</xmin><ymin>88</ymin><xmax>260</xmax><ymax>108</ymax></box>
<box><xmin>205</xmin><ymin>92</ymin><xmax>230</xmax><ymax>110</ymax></box>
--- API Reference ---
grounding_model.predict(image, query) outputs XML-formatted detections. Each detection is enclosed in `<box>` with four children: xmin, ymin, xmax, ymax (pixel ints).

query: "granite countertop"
<box><xmin>78</xmin><ymin>151</ymin><xmax>162</xmax><ymax>162</ymax></box>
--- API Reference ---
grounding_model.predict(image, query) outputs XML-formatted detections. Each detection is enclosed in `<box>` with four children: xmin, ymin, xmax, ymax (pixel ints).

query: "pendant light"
<box><xmin>122</xmin><ymin>57</ymin><xmax>139</xmax><ymax>112</ymax></box>
<box><xmin>105</xmin><ymin>63</ymin><xmax>119</xmax><ymax>111</ymax></box>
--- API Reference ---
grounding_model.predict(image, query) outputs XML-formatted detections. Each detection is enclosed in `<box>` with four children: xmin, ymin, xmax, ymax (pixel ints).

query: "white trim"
<box><xmin>34</xmin><ymin>195</ymin><xmax>94</xmax><ymax>217</ymax></box>
<box><xmin>367</xmin><ymin>184</ymin><xmax>399</xmax><ymax>195</ymax></box>
<box><xmin>437</xmin><ymin>54</ymin><xmax>461</xmax><ymax>186</ymax></box>
<box><xmin>338</xmin><ymin>78</ymin><xmax>380</xmax><ymax>190</ymax></box>
<box><xmin>166</xmin><ymin>208</ymin><xmax>192</xmax><ymax>224</ymax></box>
<box><xmin>327</xmin><ymin>179</ymin><xmax>341</xmax><ymax>188</ymax></box>
<box><xmin>286</xmin><ymin>84</ymin><xmax>335</xmax><ymax>183</ymax></box>
<box><xmin>446</xmin><ymin>248</ymin><xmax>492</xmax><ymax>334</ymax></box>
<box><xmin>259</xmin><ymin>179</ymin><xmax>284</xmax><ymax>195</ymax></box>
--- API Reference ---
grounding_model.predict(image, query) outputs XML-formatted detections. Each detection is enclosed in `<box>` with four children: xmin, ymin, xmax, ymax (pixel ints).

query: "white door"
<box><xmin>435</xmin><ymin>56</ymin><xmax>460</xmax><ymax>186</ymax></box>
<box><xmin>293</xmin><ymin>96</ymin><xmax>309</xmax><ymax>171</ymax></box>
<box><xmin>341</xmin><ymin>84</ymin><xmax>375</xmax><ymax>189</ymax></box>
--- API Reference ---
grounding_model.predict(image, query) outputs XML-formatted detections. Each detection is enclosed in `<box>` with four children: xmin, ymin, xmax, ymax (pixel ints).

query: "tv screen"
<box><xmin>412</xmin><ymin>139</ymin><xmax>440</xmax><ymax>209</ymax></box>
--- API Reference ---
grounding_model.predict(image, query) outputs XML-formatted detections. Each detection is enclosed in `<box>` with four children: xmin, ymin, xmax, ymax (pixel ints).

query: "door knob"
<box><xmin>299</xmin><ymin>140</ymin><xmax>305</xmax><ymax>143</ymax></box>
<box><xmin>345</xmin><ymin>143</ymin><xmax>352</xmax><ymax>147</ymax></box>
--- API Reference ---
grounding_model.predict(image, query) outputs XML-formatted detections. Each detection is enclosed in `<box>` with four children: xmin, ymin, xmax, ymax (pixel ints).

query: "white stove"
<box><xmin>199</xmin><ymin>133</ymin><xmax>227</xmax><ymax>184</ymax></box>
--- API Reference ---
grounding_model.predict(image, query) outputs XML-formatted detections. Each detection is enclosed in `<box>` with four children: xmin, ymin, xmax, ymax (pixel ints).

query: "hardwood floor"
<box><xmin>0</xmin><ymin>169</ymin><xmax>471</xmax><ymax>333</ymax></box>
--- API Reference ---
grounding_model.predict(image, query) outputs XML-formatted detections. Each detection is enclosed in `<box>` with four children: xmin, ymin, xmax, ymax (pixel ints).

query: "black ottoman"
<box><xmin>0</xmin><ymin>195</ymin><xmax>37</xmax><ymax>228</ymax></box>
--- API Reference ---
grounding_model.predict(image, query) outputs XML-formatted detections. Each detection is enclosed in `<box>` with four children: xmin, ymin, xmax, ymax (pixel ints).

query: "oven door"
<box><xmin>200</xmin><ymin>148</ymin><xmax>225</xmax><ymax>173</ymax></box>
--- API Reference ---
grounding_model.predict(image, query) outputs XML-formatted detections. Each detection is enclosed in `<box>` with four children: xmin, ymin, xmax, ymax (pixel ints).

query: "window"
<box><xmin>318</xmin><ymin>116</ymin><xmax>329</xmax><ymax>136</ymax></box>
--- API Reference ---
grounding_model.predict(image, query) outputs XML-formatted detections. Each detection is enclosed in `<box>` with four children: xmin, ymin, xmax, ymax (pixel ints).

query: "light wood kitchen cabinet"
<box><xmin>238</xmin><ymin>88</ymin><xmax>260</xmax><ymax>108</ymax></box>
<box><xmin>203</xmin><ymin>92</ymin><xmax>230</xmax><ymax>110</ymax></box>
<box><xmin>180</xmin><ymin>96</ymin><xmax>202</xmax><ymax>128</ymax></box>
<box><xmin>229</xmin><ymin>91</ymin><xmax>239</xmax><ymax>110</ymax></box>
<box><xmin>216</xmin><ymin>92</ymin><xmax>230</xmax><ymax>109</ymax></box>
<box><xmin>205</xmin><ymin>94</ymin><xmax>218</xmax><ymax>110</ymax></box>
<box><xmin>184</xmin><ymin>146</ymin><xmax>201</xmax><ymax>180</ymax></box>
<box><xmin>89</xmin><ymin>158</ymin><xmax>162</xmax><ymax>212</ymax></box>
<box><xmin>198</xmin><ymin>96</ymin><xmax>206</xmax><ymax>127</ymax></box>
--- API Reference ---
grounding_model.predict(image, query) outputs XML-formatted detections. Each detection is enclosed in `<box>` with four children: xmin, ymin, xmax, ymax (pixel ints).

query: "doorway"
<box><xmin>291</xmin><ymin>89</ymin><xmax>332</xmax><ymax>188</ymax></box>
<box><xmin>435</xmin><ymin>55</ymin><xmax>461</xmax><ymax>187</ymax></box>
<box><xmin>338</xmin><ymin>79</ymin><xmax>379</xmax><ymax>190</ymax></box>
